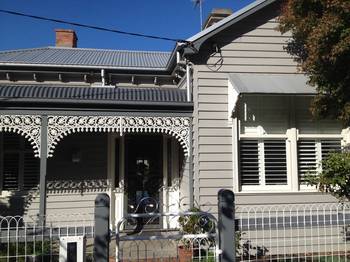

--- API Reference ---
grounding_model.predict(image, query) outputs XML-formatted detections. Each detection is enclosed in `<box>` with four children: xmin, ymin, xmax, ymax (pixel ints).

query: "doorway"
<box><xmin>125</xmin><ymin>135</ymin><xmax>163</xmax><ymax>219</ymax></box>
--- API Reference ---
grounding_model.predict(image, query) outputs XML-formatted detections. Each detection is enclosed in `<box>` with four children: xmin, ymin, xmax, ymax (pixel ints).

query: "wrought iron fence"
<box><xmin>0</xmin><ymin>213</ymin><xmax>94</xmax><ymax>262</ymax></box>
<box><xmin>236</xmin><ymin>202</ymin><xmax>350</xmax><ymax>261</ymax></box>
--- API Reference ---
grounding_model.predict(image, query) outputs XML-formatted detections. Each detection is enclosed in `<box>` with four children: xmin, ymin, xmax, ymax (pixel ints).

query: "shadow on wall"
<box><xmin>0</xmin><ymin>188</ymin><xmax>38</xmax><ymax>218</ymax></box>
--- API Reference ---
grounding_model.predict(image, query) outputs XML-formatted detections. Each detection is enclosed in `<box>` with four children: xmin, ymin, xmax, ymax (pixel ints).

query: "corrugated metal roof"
<box><xmin>228</xmin><ymin>73</ymin><xmax>316</xmax><ymax>94</ymax></box>
<box><xmin>0</xmin><ymin>47</ymin><xmax>172</xmax><ymax>70</ymax></box>
<box><xmin>0</xmin><ymin>84</ymin><xmax>189</xmax><ymax>105</ymax></box>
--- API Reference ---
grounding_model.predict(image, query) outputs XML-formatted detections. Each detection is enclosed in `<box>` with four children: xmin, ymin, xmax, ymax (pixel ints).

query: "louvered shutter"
<box><xmin>23</xmin><ymin>152</ymin><xmax>39</xmax><ymax>190</ymax></box>
<box><xmin>264</xmin><ymin>140</ymin><xmax>287</xmax><ymax>185</ymax></box>
<box><xmin>2</xmin><ymin>133</ymin><xmax>21</xmax><ymax>190</ymax></box>
<box><xmin>240</xmin><ymin>140</ymin><xmax>259</xmax><ymax>185</ymax></box>
<box><xmin>321</xmin><ymin>139</ymin><xmax>341</xmax><ymax>159</ymax></box>
<box><xmin>3</xmin><ymin>153</ymin><xmax>19</xmax><ymax>190</ymax></box>
<box><xmin>298</xmin><ymin>140</ymin><xmax>318</xmax><ymax>184</ymax></box>
<box><xmin>1</xmin><ymin>133</ymin><xmax>39</xmax><ymax>191</ymax></box>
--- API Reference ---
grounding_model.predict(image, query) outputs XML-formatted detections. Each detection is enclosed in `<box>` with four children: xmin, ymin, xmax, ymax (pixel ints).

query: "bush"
<box><xmin>306</xmin><ymin>152</ymin><xmax>350</xmax><ymax>202</ymax></box>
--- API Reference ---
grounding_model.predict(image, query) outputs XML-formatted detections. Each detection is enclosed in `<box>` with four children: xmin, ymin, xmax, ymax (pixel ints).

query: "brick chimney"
<box><xmin>203</xmin><ymin>8</ymin><xmax>233</xmax><ymax>29</ymax></box>
<box><xmin>55</xmin><ymin>29</ymin><xmax>78</xmax><ymax>48</ymax></box>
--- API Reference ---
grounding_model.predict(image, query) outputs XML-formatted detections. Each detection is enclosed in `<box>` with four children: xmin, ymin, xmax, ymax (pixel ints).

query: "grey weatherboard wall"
<box><xmin>190</xmin><ymin>2</ymin><xmax>337</xmax><ymax>214</ymax></box>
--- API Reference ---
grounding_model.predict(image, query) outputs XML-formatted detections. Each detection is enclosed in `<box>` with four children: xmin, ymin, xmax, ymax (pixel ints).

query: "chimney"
<box><xmin>203</xmin><ymin>8</ymin><xmax>233</xmax><ymax>29</ymax></box>
<box><xmin>55</xmin><ymin>29</ymin><xmax>78</xmax><ymax>48</ymax></box>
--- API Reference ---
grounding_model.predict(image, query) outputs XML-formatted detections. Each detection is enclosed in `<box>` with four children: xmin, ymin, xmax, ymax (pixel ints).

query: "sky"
<box><xmin>0</xmin><ymin>0</ymin><xmax>255</xmax><ymax>52</ymax></box>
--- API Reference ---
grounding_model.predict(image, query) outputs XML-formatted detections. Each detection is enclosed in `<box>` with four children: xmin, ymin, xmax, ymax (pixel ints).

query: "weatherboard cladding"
<box><xmin>0</xmin><ymin>84</ymin><xmax>187</xmax><ymax>104</ymax></box>
<box><xmin>0</xmin><ymin>47</ymin><xmax>172</xmax><ymax>69</ymax></box>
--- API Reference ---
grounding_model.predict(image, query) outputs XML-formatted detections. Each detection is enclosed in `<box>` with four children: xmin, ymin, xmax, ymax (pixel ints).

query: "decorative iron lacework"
<box><xmin>47</xmin><ymin>115</ymin><xmax>190</xmax><ymax>157</ymax></box>
<box><xmin>0</xmin><ymin>115</ymin><xmax>41</xmax><ymax>157</ymax></box>
<box><xmin>46</xmin><ymin>179</ymin><xmax>110</xmax><ymax>193</ymax></box>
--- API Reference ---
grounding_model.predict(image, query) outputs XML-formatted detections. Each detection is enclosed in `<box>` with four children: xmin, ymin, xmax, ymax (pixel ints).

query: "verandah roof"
<box><xmin>0</xmin><ymin>84</ymin><xmax>192</xmax><ymax>109</ymax></box>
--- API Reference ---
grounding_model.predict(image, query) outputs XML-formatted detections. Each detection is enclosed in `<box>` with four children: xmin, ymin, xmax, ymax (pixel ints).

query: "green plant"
<box><xmin>178</xmin><ymin>207</ymin><xmax>215</xmax><ymax>252</ymax></box>
<box><xmin>0</xmin><ymin>241</ymin><xmax>53</xmax><ymax>262</ymax></box>
<box><xmin>235</xmin><ymin>230</ymin><xmax>242</xmax><ymax>256</ymax></box>
<box><xmin>178</xmin><ymin>207</ymin><xmax>214</xmax><ymax>235</ymax></box>
<box><xmin>305</xmin><ymin>152</ymin><xmax>350</xmax><ymax>202</ymax></box>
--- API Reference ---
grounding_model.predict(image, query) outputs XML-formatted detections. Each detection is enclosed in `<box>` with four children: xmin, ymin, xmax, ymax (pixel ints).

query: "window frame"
<box><xmin>236</xmin><ymin>95</ymin><xmax>346</xmax><ymax>193</ymax></box>
<box><xmin>297</xmin><ymin>134</ymin><xmax>343</xmax><ymax>191</ymax></box>
<box><xmin>239</xmin><ymin>134</ymin><xmax>292</xmax><ymax>192</ymax></box>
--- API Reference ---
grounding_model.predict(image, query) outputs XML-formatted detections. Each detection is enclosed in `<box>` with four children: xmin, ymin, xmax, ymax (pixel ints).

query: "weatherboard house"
<box><xmin>0</xmin><ymin>0</ymin><xmax>349</xmax><ymax>225</ymax></box>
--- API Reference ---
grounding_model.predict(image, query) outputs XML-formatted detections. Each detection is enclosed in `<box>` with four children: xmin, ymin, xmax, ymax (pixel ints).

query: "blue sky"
<box><xmin>0</xmin><ymin>0</ymin><xmax>255</xmax><ymax>52</ymax></box>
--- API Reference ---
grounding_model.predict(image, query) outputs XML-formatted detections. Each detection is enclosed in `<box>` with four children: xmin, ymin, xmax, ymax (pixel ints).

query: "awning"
<box><xmin>227</xmin><ymin>73</ymin><xmax>316</xmax><ymax>116</ymax></box>
<box><xmin>228</xmin><ymin>73</ymin><xmax>316</xmax><ymax>94</ymax></box>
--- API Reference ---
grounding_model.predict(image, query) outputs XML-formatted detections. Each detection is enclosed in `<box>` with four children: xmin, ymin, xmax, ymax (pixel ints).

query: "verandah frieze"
<box><xmin>0</xmin><ymin>115</ymin><xmax>42</xmax><ymax>157</ymax></box>
<box><xmin>47</xmin><ymin>115</ymin><xmax>191</xmax><ymax>157</ymax></box>
<box><xmin>0</xmin><ymin>114</ymin><xmax>191</xmax><ymax>158</ymax></box>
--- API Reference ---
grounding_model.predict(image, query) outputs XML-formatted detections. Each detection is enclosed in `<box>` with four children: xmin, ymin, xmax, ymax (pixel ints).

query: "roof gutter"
<box><xmin>0</xmin><ymin>62</ymin><xmax>171</xmax><ymax>72</ymax></box>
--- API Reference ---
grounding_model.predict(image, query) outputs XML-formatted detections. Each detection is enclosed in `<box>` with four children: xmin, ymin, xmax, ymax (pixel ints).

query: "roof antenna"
<box><xmin>193</xmin><ymin>0</ymin><xmax>204</xmax><ymax>30</ymax></box>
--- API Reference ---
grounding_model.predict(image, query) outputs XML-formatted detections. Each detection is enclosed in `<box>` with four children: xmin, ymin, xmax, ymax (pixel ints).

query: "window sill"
<box><xmin>240</xmin><ymin>185</ymin><xmax>291</xmax><ymax>193</ymax></box>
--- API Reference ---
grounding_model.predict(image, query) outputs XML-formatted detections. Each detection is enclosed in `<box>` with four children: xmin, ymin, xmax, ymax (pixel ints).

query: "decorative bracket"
<box><xmin>47</xmin><ymin>115</ymin><xmax>190</xmax><ymax>157</ymax></box>
<box><xmin>0</xmin><ymin>115</ymin><xmax>42</xmax><ymax>157</ymax></box>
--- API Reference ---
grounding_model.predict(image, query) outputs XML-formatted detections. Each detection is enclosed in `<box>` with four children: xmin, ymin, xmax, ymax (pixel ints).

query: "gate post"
<box><xmin>94</xmin><ymin>193</ymin><xmax>110</xmax><ymax>262</ymax></box>
<box><xmin>218</xmin><ymin>189</ymin><xmax>235</xmax><ymax>262</ymax></box>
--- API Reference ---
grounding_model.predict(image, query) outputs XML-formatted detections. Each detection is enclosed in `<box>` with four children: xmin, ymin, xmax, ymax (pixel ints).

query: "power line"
<box><xmin>0</xmin><ymin>9</ymin><xmax>190</xmax><ymax>44</ymax></box>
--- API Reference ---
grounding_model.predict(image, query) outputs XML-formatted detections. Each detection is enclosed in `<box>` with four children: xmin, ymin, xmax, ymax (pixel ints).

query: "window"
<box><xmin>0</xmin><ymin>133</ymin><xmax>40</xmax><ymax>191</ymax></box>
<box><xmin>240</xmin><ymin>139</ymin><xmax>288</xmax><ymax>187</ymax></box>
<box><xmin>298</xmin><ymin>139</ymin><xmax>342</xmax><ymax>184</ymax></box>
<box><xmin>237</xmin><ymin>95</ymin><xmax>345</xmax><ymax>192</ymax></box>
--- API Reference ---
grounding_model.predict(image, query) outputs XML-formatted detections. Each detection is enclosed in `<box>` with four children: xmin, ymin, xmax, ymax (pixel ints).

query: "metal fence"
<box><xmin>236</xmin><ymin>202</ymin><xmax>350</xmax><ymax>261</ymax></box>
<box><xmin>0</xmin><ymin>213</ymin><xmax>94</xmax><ymax>262</ymax></box>
<box><xmin>115</xmin><ymin>211</ymin><xmax>219</xmax><ymax>262</ymax></box>
<box><xmin>1</xmin><ymin>195</ymin><xmax>350</xmax><ymax>262</ymax></box>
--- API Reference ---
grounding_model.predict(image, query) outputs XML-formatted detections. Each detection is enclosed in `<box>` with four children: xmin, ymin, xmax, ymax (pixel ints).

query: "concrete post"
<box><xmin>218</xmin><ymin>189</ymin><xmax>235</xmax><ymax>262</ymax></box>
<box><xmin>94</xmin><ymin>193</ymin><xmax>110</xmax><ymax>262</ymax></box>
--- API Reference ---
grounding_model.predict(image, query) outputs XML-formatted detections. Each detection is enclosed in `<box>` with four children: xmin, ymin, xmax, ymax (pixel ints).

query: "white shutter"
<box><xmin>298</xmin><ymin>139</ymin><xmax>342</xmax><ymax>184</ymax></box>
<box><xmin>297</xmin><ymin>140</ymin><xmax>318</xmax><ymax>184</ymax></box>
<box><xmin>264</xmin><ymin>140</ymin><xmax>287</xmax><ymax>185</ymax></box>
<box><xmin>240</xmin><ymin>140</ymin><xmax>259</xmax><ymax>185</ymax></box>
<box><xmin>321</xmin><ymin>139</ymin><xmax>341</xmax><ymax>159</ymax></box>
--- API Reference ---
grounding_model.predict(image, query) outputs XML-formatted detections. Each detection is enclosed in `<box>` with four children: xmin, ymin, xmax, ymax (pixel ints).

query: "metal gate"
<box><xmin>115</xmin><ymin>202</ymin><xmax>219</xmax><ymax>261</ymax></box>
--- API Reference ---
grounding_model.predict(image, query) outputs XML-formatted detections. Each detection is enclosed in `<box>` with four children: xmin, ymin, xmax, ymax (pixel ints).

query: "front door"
<box><xmin>125</xmin><ymin>135</ymin><xmax>163</xmax><ymax>219</ymax></box>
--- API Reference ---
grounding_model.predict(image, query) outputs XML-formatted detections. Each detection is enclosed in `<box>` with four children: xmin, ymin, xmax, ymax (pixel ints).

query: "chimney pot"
<box><xmin>203</xmin><ymin>8</ymin><xmax>233</xmax><ymax>29</ymax></box>
<box><xmin>55</xmin><ymin>29</ymin><xmax>78</xmax><ymax>48</ymax></box>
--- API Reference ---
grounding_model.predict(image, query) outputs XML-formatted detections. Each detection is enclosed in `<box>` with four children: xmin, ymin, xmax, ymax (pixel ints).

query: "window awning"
<box><xmin>228</xmin><ymin>73</ymin><xmax>316</xmax><ymax>116</ymax></box>
<box><xmin>228</xmin><ymin>73</ymin><xmax>316</xmax><ymax>95</ymax></box>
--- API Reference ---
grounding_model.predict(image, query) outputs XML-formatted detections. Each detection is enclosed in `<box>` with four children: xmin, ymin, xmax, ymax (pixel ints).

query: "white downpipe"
<box><xmin>186</xmin><ymin>62</ymin><xmax>191</xmax><ymax>102</ymax></box>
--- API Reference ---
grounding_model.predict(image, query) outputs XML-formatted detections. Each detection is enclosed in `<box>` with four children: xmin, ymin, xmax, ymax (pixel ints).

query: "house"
<box><xmin>0</xmin><ymin>0</ymin><xmax>348</xmax><ymax>227</ymax></box>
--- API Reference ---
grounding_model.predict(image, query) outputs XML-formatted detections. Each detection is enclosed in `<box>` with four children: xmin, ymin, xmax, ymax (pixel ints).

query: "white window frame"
<box><xmin>297</xmin><ymin>134</ymin><xmax>344</xmax><ymax>191</ymax></box>
<box><xmin>234</xmin><ymin>95</ymin><xmax>349</xmax><ymax>193</ymax></box>
<box><xmin>239</xmin><ymin>133</ymin><xmax>292</xmax><ymax>192</ymax></box>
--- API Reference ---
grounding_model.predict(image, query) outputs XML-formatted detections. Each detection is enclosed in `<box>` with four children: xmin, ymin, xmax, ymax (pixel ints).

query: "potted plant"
<box><xmin>178</xmin><ymin>207</ymin><xmax>215</xmax><ymax>262</ymax></box>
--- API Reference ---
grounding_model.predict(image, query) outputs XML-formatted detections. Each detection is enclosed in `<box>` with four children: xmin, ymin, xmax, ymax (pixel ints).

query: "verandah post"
<box><xmin>38</xmin><ymin>115</ymin><xmax>48</xmax><ymax>225</ymax></box>
<box><xmin>94</xmin><ymin>193</ymin><xmax>110</xmax><ymax>262</ymax></box>
<box><xmin>218</xmin><ymin>189</ymin><xmax>235</xmax><ymax>262</ymax></box>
